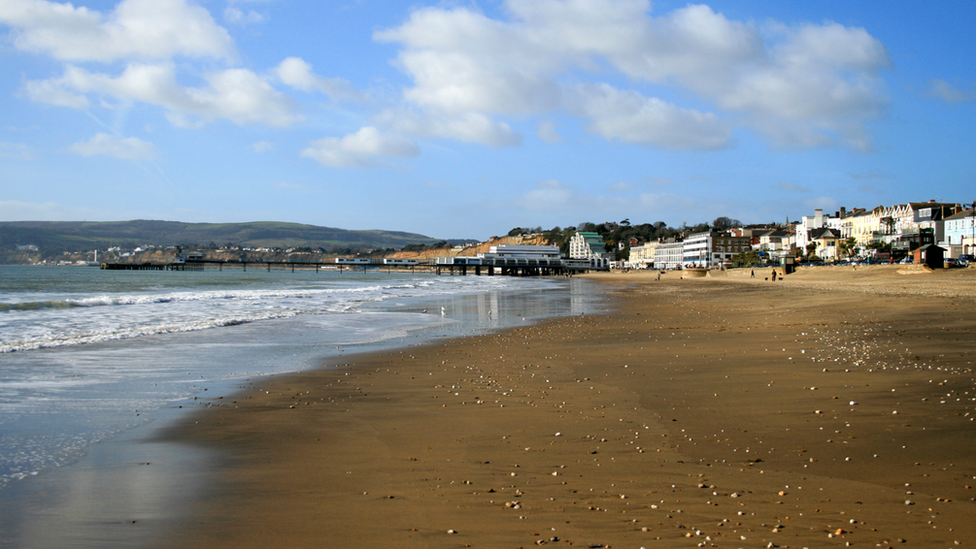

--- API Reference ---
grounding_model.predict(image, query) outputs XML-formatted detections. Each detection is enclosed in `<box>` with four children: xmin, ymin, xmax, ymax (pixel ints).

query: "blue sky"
<box><xmin>1</xmin><ymin>0</ymin><xmax>974</xmax><ymax>240</ymax></box>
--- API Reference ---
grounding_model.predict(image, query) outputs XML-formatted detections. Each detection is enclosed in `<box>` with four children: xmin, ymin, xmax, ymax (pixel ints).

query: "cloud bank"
<box><xmin>3</xmin><ymin>0</ymin><xmax>892</xmax><ymax>168</ymax></box>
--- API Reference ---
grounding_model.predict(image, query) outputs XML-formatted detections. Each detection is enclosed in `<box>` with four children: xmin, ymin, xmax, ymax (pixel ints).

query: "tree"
<box><xmin>805</xmin><ymin>242</ymin><xmax>818</xmax><ymax>258</ymax></box>
<box><xmin>712</xmin><ymin>216</ymin><xmax>741</xmax><ymax>231</ymax></box>
<box><xmin>839</xmin><ymin>237</ymin><xmax>858</xmax><ymax>258</ymax></box>
<box><xmin>731</xmin><ymin>251</ymin><xmax>761</xmax><ymax>267</ymax></box>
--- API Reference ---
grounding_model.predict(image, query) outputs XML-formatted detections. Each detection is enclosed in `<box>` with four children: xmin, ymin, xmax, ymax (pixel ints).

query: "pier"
<box><xmin>100</xmin><ymin>257</ymin><xmax>598</xmax><ymax>276</ymax></box>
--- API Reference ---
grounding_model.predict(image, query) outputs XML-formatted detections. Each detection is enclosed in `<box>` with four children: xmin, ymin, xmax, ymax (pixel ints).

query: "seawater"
<box><xmin>0</xmin><ymin>265</ymin><xmax>601</xmax><ymax>492</ymax></box>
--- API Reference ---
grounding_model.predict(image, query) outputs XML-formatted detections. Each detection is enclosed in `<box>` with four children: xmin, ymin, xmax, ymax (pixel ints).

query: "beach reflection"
<box><xmin>0</xmin><ymin>434</ymin><xmax>210</xmax><ymax>549</ymax></box>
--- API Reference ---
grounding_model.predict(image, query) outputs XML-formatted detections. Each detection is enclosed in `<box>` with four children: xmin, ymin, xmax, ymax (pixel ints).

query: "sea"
<box><xmin>0</xmin><ymin>264</ymin><xmax>602</xmax><ymax>547</ymax></box>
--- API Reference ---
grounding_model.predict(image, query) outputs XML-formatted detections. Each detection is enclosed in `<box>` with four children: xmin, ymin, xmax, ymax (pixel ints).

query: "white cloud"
<box><xmin>23</xmin><ymin>77</ymin><xmax>89</xmax><ymax>108</ymax></box>
<box><xmin>375</xmin><ymin>0</ymin><xmax>889</xmax><ymax>151</ymax></box>
<box><xmin>0</xmin><ymin>0</ymin><xmax>235</xmax><ymax>62</ymax></box>
<box><xmin>569</xmin><ymin>83</ymin><xmax>732</xmax><ymax>150</ymax></box>
<box><xmin>224</xmin><ymin>7</ymin><xmax>264</xmax><ymax>26</ymax></box>
<box><xmin>300</xmin><ymin>126</ymin><xmax>420</xmax><ymax>168</ymax></box>
<box><xmin>378</xmin><ymin>108</ymin><xmax>521</xmax><ymax>147</ymax></box>
<box><xmin>0</xmin><ymin>142</ymin><xmax>35</xmax><ymax>160</ymax></box>
<box><xmin>928</xmin><ymin>79</ymin><xmax>976</xmax><ymax>103</ymax></box>
<box><xmin>26</xmin><ymin>63</ymin><xmax>303</xmax><ymax>128</ymax></box>
<box><xmin>536</xmin><ymin>120</ymin><xmax>561</xmax><ymax>143</ymax></box>
<box><xmin>273</xmin><ymin>57</ymin><xmax>365</xmax><ymax>102</ymax></box>
<box><xmin>375</xmin><ymin>6</ymin><xmax>562</xmax><ymax>116</ymax></box>
<box><xmin>253</xmin><ymin>140</ymin><xmax>273</xmax><ymax>153</ymax></box>
<box><xmin>69</xmin><ymin>132</ymin><xmax>156</xmax><ymax>160</ymax></box>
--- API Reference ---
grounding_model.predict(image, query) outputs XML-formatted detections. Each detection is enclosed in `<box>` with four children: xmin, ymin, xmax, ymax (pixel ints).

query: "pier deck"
<box><xmin>101</xmin><ymin>258</ymin><xmax>595</xmax><ymax>276</ymax></box>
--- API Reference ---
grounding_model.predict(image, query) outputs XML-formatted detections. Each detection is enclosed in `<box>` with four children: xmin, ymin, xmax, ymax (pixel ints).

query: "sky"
<box><xmin>1</xmin><ymin>0</ymin><xmax>974</xmax><ymax>240</ymax></box>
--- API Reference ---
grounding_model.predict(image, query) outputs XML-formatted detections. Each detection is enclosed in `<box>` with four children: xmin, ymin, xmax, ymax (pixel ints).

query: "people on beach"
<box><xmin>771</xmin><ymin>269</ymin><xmax>777</xmax><ymax>281</ymax></box>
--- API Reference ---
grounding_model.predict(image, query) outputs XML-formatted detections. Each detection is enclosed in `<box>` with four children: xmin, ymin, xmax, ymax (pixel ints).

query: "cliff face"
<box><xmin>100</xmin><ymin>234</ymin><xmax>553</xmax><ymax>264</ymax></box>
<box><xmin>387</xmin><ymin>234</ymin><xmax>550</xmax><ymax>260</ymax></box>
<box><xmin>459</xmin><ymin>234</ymin><xmax>549</xmax><ymax>255</ymax></box>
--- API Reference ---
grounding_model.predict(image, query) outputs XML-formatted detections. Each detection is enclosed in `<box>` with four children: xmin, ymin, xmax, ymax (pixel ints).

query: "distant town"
<box><xmin>4</xmin><ymin>199</ymin><xmax>973</xmax><ymax>271</ymax></box>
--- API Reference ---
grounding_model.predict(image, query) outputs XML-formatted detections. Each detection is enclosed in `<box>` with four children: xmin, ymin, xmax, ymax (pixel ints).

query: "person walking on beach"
<box><xmin>771</xmin><ymin>269</ymin><xmax>777</xmax><ymax>282</ymax></box>
<box><xmin>751</xmin><ymin>269</ymin><xmax>755</xmax><ymax>278</ymax></box>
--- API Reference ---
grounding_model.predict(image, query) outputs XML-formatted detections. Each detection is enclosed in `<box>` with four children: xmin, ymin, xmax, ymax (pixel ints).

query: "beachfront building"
<box><xmin>654</xmin><ymin>240</ymin><xmax>684</xmax><ymax>270</ymax></box>
<box><xmin>627</xmin><ymin>241</ymin><xmax>659</xmax><ymax>269</ymax></box>
<box><xmin>877</xmin><ymin>201</ymin><xmax>960</xmax><ymax>254</ymax></box>
<box><xmin>944</xmin><ymin>209</ymin><xmax>976</xmax><ymax>257</ymax></box>
<box><xmin>840</xmin><ymin>208</ymin><xmax>882</xmax><ymax>250</ymax></box>
<box><xmin>681</xmin><ymin>231</ymin><xmax>752</xmax><ymax>268</ymax></box>
<box><xmin>569</xmin><ymin>232</ymin><xmax>610</xmax><ymax>261</ymax></box>
<box><xmin>482</xmin><ymin>244</ymin><xmax>562</xmax><ymax>261</ymax></box>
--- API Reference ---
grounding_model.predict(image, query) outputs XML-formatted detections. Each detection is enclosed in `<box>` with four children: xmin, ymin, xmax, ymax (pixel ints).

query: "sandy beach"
<box><xmin>158</xmin><ymin>265</ymin><xmax>976</xmax><ymax>548</ymax></box>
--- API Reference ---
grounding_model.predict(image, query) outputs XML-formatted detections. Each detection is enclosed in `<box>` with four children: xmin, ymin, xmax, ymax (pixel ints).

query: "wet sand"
<box><xmin>159</xmin><ymin>265</ymin><xmax>976</xmax><ymax>548</ymax></box>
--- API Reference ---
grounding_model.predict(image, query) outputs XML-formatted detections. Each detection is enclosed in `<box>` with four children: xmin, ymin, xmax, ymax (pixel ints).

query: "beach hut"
<box><xmin>913</xmin><ymin>244</ymin><xmax>945</xmax><ymax>269</ymax></box>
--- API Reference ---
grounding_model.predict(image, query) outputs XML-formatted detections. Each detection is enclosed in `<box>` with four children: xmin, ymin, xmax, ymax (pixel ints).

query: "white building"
<box><xmin>681</xmin><ymin>231</ymin><xmax>752</xmax><ymax>268</ymax></box>
<box><xmin>569</xmin><ymin>232</ymin><xmax>610</xmax><ymax>260</ymax></box>
<box><xmin>484</xmin><ymin>244</ymin><xmax>561</xmax><ymax>260</ymax></box>
<box><xmin>795</xmin><ymin>209</ymin><xmax>827</xmax><ymax>252</ymax></box>
<box><xmin>654</xmin><ymin>240</ymin><xmax>684</xmax><ymax>270</ymax></box>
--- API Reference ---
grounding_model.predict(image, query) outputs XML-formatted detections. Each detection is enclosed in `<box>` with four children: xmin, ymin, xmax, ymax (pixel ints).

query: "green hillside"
<box><xmin>0</xmin><ymin>220</ymin><xmax>444</xmax><ymax>255</ymax></box>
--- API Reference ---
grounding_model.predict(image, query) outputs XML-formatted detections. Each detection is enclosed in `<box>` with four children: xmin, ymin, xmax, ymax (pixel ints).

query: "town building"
<box><xmin>627</xmin><ymin>241</ymin><xmax>659</xmax><ymax>269</ymax></box>
<box><xmin>809</xmin><ymin>228</ymin><xmax>841</xmax><ymax>261</ymax></box>
<box><xmin>751</xmin><ymin>229</ymin><xmax>795</xmax><ymax>263</ymax></box>
<box><xmin>794</xmin><ymin>209</ymin><xmax>828</xmax><ymax>252</ymax></box>
<box><xmin>569</xmin><ymin>232</ymin><xmax>610</xmax><ymax>261</ymax></box>
<box><xmin>944</xmin><ymin>209</ymin><xmax>976</xmax><ymax>257</ymax></box>
<box><xmin>654</xmin><ymin>240</ymin><xmax>684</xmax><ymax>270</ymax></box>
<box><xmin>681</xmin><ymin>231</ymin><xmax>752</xmax><ymax>268</ymax></box>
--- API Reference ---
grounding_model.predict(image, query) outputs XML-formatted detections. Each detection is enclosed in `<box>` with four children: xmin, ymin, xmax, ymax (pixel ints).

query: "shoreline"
<box><xmin>155</xmin><ymin>266</ymin><xmax>976</xmax><ymax>547</ymax></box>
<box><xmin>0</xmin><ymin>275</ymin><xmax>602</xmax><ymax>548</ymax></box>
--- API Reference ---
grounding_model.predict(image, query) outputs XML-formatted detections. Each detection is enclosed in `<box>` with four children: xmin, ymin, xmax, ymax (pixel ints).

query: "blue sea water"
<box><xmin>0</xmin><ymin>265</ymin><xmax>601</xmax><ymax>494</ymax></box>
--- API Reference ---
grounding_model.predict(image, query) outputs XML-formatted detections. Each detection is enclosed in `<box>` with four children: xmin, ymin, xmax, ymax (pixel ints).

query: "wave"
<box><xmin>0</xmin><ymin>313</ymin><xmax>277</xmax><ymax>354</ymax></box>
<box><xmin>1</xmin><ymin>281</ymin><xmax>430</xmax><ymax>313</ymax></box>
<box><xmin>0</xmin><ymin>275</ymin><xmax>555</xmax><ymax>354</ymax></box>
<box><xmin>0</xmin><ymin>300</ymin><xmax>82</xmax><ymax>313</ymax></box>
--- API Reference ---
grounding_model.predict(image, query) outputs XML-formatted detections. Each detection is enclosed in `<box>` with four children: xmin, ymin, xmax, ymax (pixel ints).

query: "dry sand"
<box><xmin>159</xmin><ymin>265</ymin><xmax>976</xmax><ymax>548</ymax></box>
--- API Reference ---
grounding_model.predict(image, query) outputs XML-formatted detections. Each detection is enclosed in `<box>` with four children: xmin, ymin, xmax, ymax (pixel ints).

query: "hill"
<box><xmin>0</xmin><ymin>220</ymin><xmax>450</xmax><ymax>263</ymax></box>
